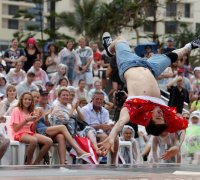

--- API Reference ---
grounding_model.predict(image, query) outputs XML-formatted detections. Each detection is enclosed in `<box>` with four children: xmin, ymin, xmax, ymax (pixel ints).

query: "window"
<box><xmin>8</xmin><ymin>19</ymin><xmax>19</xmax><ymax>29</ymax></box>
<box><xmin>144</xmin><ymin>21</ymin><xmax>154</xmax><ymax>32</ymax></box>
<box><xmin>8</xmin><ymin>5</ymin><xmax>18</xmax><ymax>15</ymax></box>
<box><xmin>165</xmin><ymin>21</ymin><xmax>177</xmax><ymax>34</ymax></box>
<box><xmin>184</xmin><ymin>3</ymin><xmax>190</xmax><ymax>18</ymax></box>
<box><xmin>166</xmin><ymin>2</ymin><xmax>177</xmax><ymax>17</ymax></box>
<box><xmin>196</xmin><ymin>23</ymin><xmax>200</xmax><ymax>33</ymax></box>
<box><xmin>146</xmin><ymin>6</ymin><xmax>154</xmax><ymax>17</ymax></box>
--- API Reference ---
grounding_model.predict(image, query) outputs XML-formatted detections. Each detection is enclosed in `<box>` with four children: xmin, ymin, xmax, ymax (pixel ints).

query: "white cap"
<box><xmin>190</xmin><ymin>110</ymin><xmax>200</xmax><ymax>119</ymax></box>
<box><xmin>194</xmin><ymin>67</ymin><xmax>200</xmax><ymax>73</ymax></box>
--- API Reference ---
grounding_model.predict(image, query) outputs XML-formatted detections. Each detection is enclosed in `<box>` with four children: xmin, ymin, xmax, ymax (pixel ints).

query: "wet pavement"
<box><xmin>0</xmin><ymin>164</ymin><xmax>200</xmax><ymax>179</ymax></box>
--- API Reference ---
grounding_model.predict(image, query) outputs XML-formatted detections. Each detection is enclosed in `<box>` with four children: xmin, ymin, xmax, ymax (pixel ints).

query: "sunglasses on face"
<box><xmin>183</xmin><ymin>116</ymin><xmax>190</xmax><ymax>120</ymax></box>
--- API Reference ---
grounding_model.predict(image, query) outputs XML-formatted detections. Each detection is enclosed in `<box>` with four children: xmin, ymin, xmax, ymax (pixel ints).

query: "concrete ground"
<box><xmin>0</xmin><ymin>164</ymin><xmax>200</xmax><ymax>180</ymax></box>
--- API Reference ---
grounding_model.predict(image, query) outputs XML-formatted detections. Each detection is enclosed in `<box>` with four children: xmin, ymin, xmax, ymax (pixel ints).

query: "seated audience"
<box><xmin>45</xmin><ymin>43</ymin><xmax>59</xmax><ymax>77</ymax></box>
<box><xmin>119</xmin><ymin>125</ymin><xmax>140</xmax><ymax>164</ymax></box>
<box><xmin>190</xmin><ymin>93</ymin><xmax>200</xmax><ymax>112</ymax></box>
<box><xmin>23</xmin><ymin>37</ymin><xmax>41</xmax><ymax>72</ymax></box>
<box><xmin>16</xmin><ymin>71</ymin><xmax>38</xmax><ymax>97</ymax></box>
<box><xmin>75</xmin><ymin>79</ymin><xmax>89</xmax><ymax>103</ymax></box>
<box><xmin>31</xmin><ymin>90</ymin><xmax>90</xmax><ymax>164</ymax></box>
<box><xmin>51</xmin><ymin>64</ymin><xmax>69</xmax><ymax>86</ymax></box>
<box><xmin>0</xmin><ymin>64</ymin><xmax>6</xmax><ymax>76</ymax></box>
<box><xmin>0</xmin><ymin>85</ymin><xmax>18</xmax><ymax>116</ymax></box>
<box><xmin>88</xmin><ymin>80</ymin><xmax>109</xmax><ymax>102</ymax></box>
<box><xmin>28</xmin><ymin>59</ymin><xmax>49</xmax><ymax>87</ymax></box>
<box><xmin>51</xmin><ymin>87</ymin><xmax>99</xmax><ymax>154</ymax></box>
<box><xmin>7</xmin><ymin>62</ymin><xmax>26</xmax><ymax>85</ymax></box>
<box><xmin>0</xmin><ymin>116</ymin><xmax>10</xmax><ymax>160</ymax></box>
<box><xmin>0</xmin><ymin>74</ymin><xmax>7</xmax><ymax>96</ymax></box>
<box><xmin>81</xmin><ymin>91</ymin><xmax>118</xmax><ymax>164</ymax></box>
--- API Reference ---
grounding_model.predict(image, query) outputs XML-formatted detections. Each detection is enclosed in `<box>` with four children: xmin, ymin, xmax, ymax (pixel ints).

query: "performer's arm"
<box><xmin>98</xmin><ymin>107</ymin><xmax>129</xmax><ymax>154</ymax></box>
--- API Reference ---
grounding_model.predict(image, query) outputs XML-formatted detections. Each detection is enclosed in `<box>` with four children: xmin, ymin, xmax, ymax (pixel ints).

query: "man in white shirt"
<box><xmin>16</xmin><ymin>72</ymin><xmax>38</xmax><ymax>97</ymax></box>
<box><xmin>76</xmin><ymin>37</ymin><xmax>93</xmax><ymax>89</ymax></box>
<box><xmin>81</xmin><ymin>91</ymin><xmax>118</xmax><ymax>164</ymax></box>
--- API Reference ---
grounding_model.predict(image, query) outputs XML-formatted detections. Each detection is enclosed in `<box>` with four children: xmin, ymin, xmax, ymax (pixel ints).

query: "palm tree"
<box><xmin>58</xmin><ymin>0</ymin><xmax>99</xmax><ymax>41</ymax></box>
<box><xmin>58</xmin><ymin>0</ymin><xmax>149</xmax><ymax>43</ymax></box>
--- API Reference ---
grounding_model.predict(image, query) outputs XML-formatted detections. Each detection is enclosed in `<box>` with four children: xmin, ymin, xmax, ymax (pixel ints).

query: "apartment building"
<box><xmin>0</xmin><ymin>0</ymin><xmax>78</xmax><ymax>51</ymax></box>
<box><xmin>124</xmin><ymin>0</ymin><xmax>200</xmax><ymax>44</ymax></box>
<box><xmin>0</xmin><ymin>0</ymin><xmax>35</xmax><ymax>50</ymax></box>
<box><xmin>0</xmin><ymin>0</ymin><xmax>200</xmax><ymax>51</ymax></box>
<box><xmin>145</xmin><ymin>0</ymin><xmax>200</xmax><ymax>37</ymax></box>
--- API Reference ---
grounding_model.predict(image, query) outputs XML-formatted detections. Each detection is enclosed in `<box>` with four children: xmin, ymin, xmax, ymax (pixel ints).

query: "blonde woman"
<box><xmin>0</xmin><ymin>85</ymin><xmax>18</xmax><ymax>116</ymax></box>
<box><xmin>51</xmin><ymin>64</ymin><xmax>69</xmax><ymax>86</ymax></box>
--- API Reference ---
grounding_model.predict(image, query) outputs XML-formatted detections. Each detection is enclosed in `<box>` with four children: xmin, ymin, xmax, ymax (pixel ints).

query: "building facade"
<box><xmin>0</xmin><ymin>0</ymin><xmax>200</xmax><ymax>51</ymax></box>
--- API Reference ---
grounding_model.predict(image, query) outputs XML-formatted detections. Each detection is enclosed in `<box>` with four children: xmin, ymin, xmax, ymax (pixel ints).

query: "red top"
<box><xmin>93</xmin><ymin>51</ymin><xmax>102</xmax><ymax>62</ymax></box>
<box><xmin>124</xmin><ymin>98</ymin><xmax>188</xmax><ymax>133</ymax></box>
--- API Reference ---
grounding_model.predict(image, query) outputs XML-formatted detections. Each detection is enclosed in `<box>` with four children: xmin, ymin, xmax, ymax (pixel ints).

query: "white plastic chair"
<box><xmin>118</xmin><ymin>140</ymin><xmax>134</xmax><ymax>164</ymax></box>
<box><xmin>50</xmin><ymin>143</ymin><xmax>59</xmax><ymax>165</ymax></box>
<box><xmin>1</xmin><ymin>116</ymin><xmax>26</xmax><ymax>165</ymax></box>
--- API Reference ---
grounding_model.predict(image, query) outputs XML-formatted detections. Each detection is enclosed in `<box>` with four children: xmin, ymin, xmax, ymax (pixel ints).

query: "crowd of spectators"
<box><xmin>0</xmin><ymin>36</ymin><xmax>200</xmax><ymax>166</ymax></box>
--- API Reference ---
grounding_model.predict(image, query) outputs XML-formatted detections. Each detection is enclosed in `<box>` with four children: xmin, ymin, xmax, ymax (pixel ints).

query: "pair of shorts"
<box><xmin>14</xmin><ymin>132</ymin><xmax>35</xmax><ymax>142</ymax></box>
<box><xmin>115</xmin><ymin>42</ymin><xmax>171</xmax><ymax>82</ymax></box>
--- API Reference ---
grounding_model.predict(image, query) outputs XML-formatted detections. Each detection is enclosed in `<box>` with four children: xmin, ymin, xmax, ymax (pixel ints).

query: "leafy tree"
<box><xmin>12</xmin><ymin>0</ymin><xmax>73</xmax><ymax>50</ymax></box>
<box><xmin>58</xmin><ymin>0</ymin><xmax>99</xmax><ymax>41</ymax></box>
<box><xmin>58</xmin><ymin>0</ymin><xmax>149</xmax><ymax>43</ymax></box>
<box><xmin>173</xmin><ymin>23</ymin><xmax>200</xmax><ymax>67</ymax></box>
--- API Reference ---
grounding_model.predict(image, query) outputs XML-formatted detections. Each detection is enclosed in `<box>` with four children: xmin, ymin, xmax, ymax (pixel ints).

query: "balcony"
<box><xmin>2</xmin><ymin>0</ymin><xmax>35</xmax><ymax>8</ymax></box>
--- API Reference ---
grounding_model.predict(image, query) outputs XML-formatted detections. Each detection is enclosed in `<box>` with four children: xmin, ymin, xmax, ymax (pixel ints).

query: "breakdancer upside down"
<box><xmin>99</xmin><ymin>32</ymin><xmax>200</xmax><ymax>159</ymax></box>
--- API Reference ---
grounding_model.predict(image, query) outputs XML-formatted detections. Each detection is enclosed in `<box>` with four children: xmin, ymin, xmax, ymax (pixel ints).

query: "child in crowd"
<box><xmin>10</xmin><ymin>92</ymin><xmax>52</xmax><ymax>165</ymax></box>
<box><xmin>119</xmin><ymin>125</ymin><xmax>140</xmax><ymax>164</ymax></box>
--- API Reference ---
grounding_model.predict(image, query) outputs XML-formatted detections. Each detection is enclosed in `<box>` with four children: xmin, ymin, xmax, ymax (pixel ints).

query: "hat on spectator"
<box><xmin>190</xmin><ymin>111</ymin><xmax>200</xmax><ymax>119</ymax></box>
<box><xmin>45</xmin><ymin>81</ymin><xmax>54</xmax><ymax>86</ymax></box>
<box><xmin>167</xmin><ymin>37</ymin><xmax>174</xmax><ymax>42</ymax></box>
<box><xmin>26</xmin><ymin>37</ymin><xmax>36</xmax><ymax>46</ymax></box>
<box><xmin>39</xmin><ymin>89</ymin><xmax>49</xmax><ymax>96</ymax></box>
<box><xmin>193</xmin><ymin>67</ymin><xmax>200</xmax><ymax>73</ymax></box>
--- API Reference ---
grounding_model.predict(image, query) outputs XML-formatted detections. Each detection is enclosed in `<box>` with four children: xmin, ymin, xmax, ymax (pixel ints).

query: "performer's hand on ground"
<box><xmin>98</xmin><ymin>137</ymin><xmax>115</xmax><ymax>156</ymax></box>
<box><xmin>161</xmin><ymin>146</ymin><xmax>179</xmax><ymax>160</ymax></box>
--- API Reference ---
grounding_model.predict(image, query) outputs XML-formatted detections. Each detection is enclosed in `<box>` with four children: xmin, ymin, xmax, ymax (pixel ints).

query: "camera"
<box><xmin>114</xmin><ymin>90</ymin><xmax>127</xmax><ymax>107</ymax></box>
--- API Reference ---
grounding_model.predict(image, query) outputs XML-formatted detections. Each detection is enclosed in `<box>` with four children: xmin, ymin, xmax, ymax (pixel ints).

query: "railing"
<box><xmin>160</xmin><ymin>89</ymin><xmax>189</xmax><ymax>113</ymax></box>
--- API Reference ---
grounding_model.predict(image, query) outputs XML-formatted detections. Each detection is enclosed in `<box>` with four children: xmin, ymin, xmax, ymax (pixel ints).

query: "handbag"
<box><xmin>70</xmin><ymin>115</ymin><xmax>89</xmax><ymax>132</ymax></box>
<box><xmin>51</xmin><ymin>116</ymin><xmax>76</xmax><ymax>136</ymax></box>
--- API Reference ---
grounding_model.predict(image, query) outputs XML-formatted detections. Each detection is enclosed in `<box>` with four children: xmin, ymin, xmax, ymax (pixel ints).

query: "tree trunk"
<box><xmin>134</xmin><ymin>28</ymin><xmax>140</xmax><ymax>45</ymax></box>
<box><xmin>152</xmin><ymin>0</ymin><xmax>158</xmax><ymax>42</ymax></box>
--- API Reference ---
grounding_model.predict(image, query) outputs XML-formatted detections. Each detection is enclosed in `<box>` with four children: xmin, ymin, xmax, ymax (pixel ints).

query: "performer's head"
<box><xmin>145</xmin><ymin>106</ymin><xmax>167</xmax><ymax>136</ymax></box>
